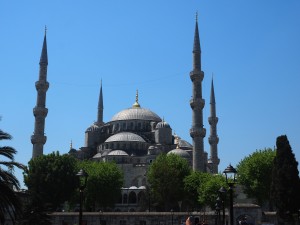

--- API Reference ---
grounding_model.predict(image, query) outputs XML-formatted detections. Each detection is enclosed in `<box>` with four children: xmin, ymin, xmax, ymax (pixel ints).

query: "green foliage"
<box><xmin>271</xmin><ymin>135</ymin><xmax>300</xmax><ymax>221</ymax></box>
<box><xmin>197</xmin><ymin>173</ymin><xmax>227</xmax><ymax>209</ymax></box>
<box><xmin>78</xmin><ymin>161</ymin><xmax>124</xmax><ymax>211</ymax></box>
<box><xmin>0</xmin><ymin>128</ymin><xmax>25</xmax><ymax>225</ymax></box>
<box><xmin>147</xmin><ymin>153</ymin><xmax>191</xmax><ymax>211</ymax></box>
<box><xmin>236</xmin><ymin>148</ymin><xmax>276</xmax><ymax>206</ymax></box>
<box><xmin>24</xmin><ymin>152</ymin><xmax>79</xmax><ymax>210</ymax></box>
<box><xmin>183</xmin><ymin>172</ymin><xmax>209</xmax><ymax>209</ymax></box>
<box><xmin>184</xmin><ymin>172</ymin><xmax>226</xmax><ymax>210</ymax></box>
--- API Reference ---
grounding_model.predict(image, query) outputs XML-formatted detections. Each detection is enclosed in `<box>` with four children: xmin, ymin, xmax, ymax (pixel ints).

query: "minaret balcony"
<box><xmin>190</xmin><ymin>98</ymin><xmax>205</xmax><ymax>109</ymax></box>
<box><xmin>33</xmin><ymin>107</ymin><xmax>48</xmax><ymax>117</ymax></box>
<box><xmin>190</xmin><ymin>70</ymin><xmax>204</xmax><ymax>82</ymax></box>
<box><xmin>35</xmin><ymin>81</ymin><xmax>49</xmax><ymax>91</ymax></box>
<box><xmin>208</xmin><ymin>136</ymin><xmax>219</xmax><ymax>145</ymax></box>
<box><xmin>31</xmin><ymin>134</ymin><xmax>47</xmax><ymax>145</ymax></box>
<box><xmin>189</xmin><ymin>127</ymin><xmax>206</xmax><ymax>138</ymax></box>
<box><xmin>208</xmin><ymin>117</ymin><xmax>218</xmax><ymax>125</ymax></box>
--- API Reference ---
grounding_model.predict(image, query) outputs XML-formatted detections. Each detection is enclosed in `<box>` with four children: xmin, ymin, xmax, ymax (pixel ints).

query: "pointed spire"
<box><xmin>210</xmin><ymin>76</ymin><xmax>216</xmax><ymax>104</ymax></box>
<box><xmin>40</xmin><ymin>26</ymin><xmax>48</xmax><ymax>65</ymax></box>
<box><xmin>98</xmin><ymin>79</ymin><xmax>103</xmax><ymax>109</ymax></box>
<box><xmin>193</xmin><ymin>12</ymin><xmax>201</xmax><ymax>54</ymax></box>
<box><xmin>132</xmin><ymin>90</ymin><xmax>140</xmax><ymax>108</ymax></box>
<box><xmin>97</xmin><ymin>80</ymin><xmax>104</xmax><ymax>125</ymax></box>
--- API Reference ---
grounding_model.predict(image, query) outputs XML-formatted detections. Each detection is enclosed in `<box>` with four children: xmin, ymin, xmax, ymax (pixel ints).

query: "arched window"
<box><xmin>128</xmin><ymin>191</ymin><xmax>137</xmax><ymax>204</ymax></box>
<box><xmin>123</xmin><ymin>193</ymin><xmax>128</xmax><ymax>204</ymax></box>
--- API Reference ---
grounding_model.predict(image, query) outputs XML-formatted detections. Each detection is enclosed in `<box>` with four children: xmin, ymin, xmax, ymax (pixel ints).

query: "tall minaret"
<box><xmin>189</xmin><ymin>14</ymin><xmax>206</xmax><ymax>171</ymax></box>
<box><xmin>31</xmin><ymin>28</ymin><xmax>49</xmax><ymax>158</ymax></box>
<box><xmin>208</xmin><ymin>78</ymin><xmax>220</xmax><ymax>173</ymax></box>
<box><xmin>96</xmin><ymin>80</ymin><xmax>104</xmax><ymax>126</ymax></box>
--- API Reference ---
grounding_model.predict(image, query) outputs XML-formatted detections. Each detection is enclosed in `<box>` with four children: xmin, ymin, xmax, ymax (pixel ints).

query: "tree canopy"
<box><xmin>147</xmin><ymin>153</ymin><xmax>191</xmax><ymax>211</ymax></box>
<box><xmin>236</xmin><ymin>148</ymin><xmax>276</xmax><ymax>207</ymax></box>
<box><xmin>0</xmin><ymin>128</ymin><xmax>25</xmax><ymax>225</ymax></box>
<box><xmin>78</xmin><ymin>161</ymin><xmax>124</xmax><ymax>211</ymax></box>
<box><xmin>271</xmin><ymin>135</ymin><xmax>300</xmax><ymax>221</ymax></box>
<box><xmin>24</xmin><ymin>152</ymin><xmax>79</xmax><ymax>210</ymax></box>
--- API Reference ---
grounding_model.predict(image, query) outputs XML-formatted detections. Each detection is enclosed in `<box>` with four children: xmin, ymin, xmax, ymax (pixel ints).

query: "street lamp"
<box><xmin>215</xmin><ymin>197</ymin><xmax>221</xmax><ymax>225</ymax></box>
<box><xmin>171</xmin><ymin>209</ymin><xmax>174</xmax><ymax>225</ymax></box>
<box><xmin>218</xmin><ymin>186</ymin><xmax>227</xmax><ymax>225</ymax></box>
<box><xmin>223</xmin><ymin>164</ymin><xmax>237</xmax><ymax>225</ymax></box>
<box><xmin>77</xmin><ymin>169</ymin><xmax>88</xmax><ymax>225</ymax></box>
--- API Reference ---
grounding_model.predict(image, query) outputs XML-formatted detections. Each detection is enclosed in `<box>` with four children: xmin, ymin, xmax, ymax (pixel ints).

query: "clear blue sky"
<box><xmin>1</xmin><ymin>1</ymin><xmax>300</xmax><ymax>188</ymax></box>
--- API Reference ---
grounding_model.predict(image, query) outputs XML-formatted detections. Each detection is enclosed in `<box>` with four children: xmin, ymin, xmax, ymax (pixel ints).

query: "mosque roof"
<box><xmin>111</xmin><ymin>90</ymin><xmax>161</xmax><ymax>122</ymax></box>
<box><xmin>105</xmin><ymin>132</ymin><xmax>146</xmax><ymax>143</ymax></box>
<box><xmin>111</xmin><ymin>107</ymin><xmax>161</xmax><ymax>122</ymax></box>
<box><xmin>167</xmin><ymin>148</ymin><xmax>191</xmax><ymax>159</ymax></box>
<box><xmin>108</xmin><ymin>150</ymin><xmax>129</xmax><ymax>156</ymax></box>
<box><xmin>85</xmin><ymin>123</ymin><xmax>100</xmax><ymax>132</ymax></box>
<box><xmin>156</xmin><ymin>120</ymin><xmax>171</xmax><ymax>129</ymax></box>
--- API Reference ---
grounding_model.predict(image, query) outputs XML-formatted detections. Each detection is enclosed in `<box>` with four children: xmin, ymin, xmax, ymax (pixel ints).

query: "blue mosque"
<box><xmin>31</xmin><ymin>17</ymin><xmax>220</xmax><ymax>211</ymax></box>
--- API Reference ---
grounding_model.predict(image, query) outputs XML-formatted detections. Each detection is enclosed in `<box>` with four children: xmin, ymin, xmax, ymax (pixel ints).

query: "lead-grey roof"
<box><xmin>108</xmin><ymin>150</ymin><xmax>129</xmax><ymax>156</ymax></box>
<box><xmin>167</xmin><ymin>148</ymin><xmax>191</xmax><ymax>158</ymax></box>
<box><xmin>105</xmin><ymin>132</ymin><xmax>146</xmax><ymax>143</ymax></box>
<box><xmin>111</xmin><ymin>107</ymin><xmax>161</xmax><ymax>122</ymax></box>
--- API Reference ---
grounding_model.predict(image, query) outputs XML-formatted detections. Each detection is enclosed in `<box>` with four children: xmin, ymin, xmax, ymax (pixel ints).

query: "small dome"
<box><xmin>108</xmin><ymin>150</ymin><xmax>129</xmax><ymax>156</ymax></box>
<box><xmin>156</xmin><ymin>121</ymin><xmax>171</xmax><ymax>129</ymax></box>
<box><xmin>69</xmin><ymin>148</ymin><xmax>77</xmax><ymax>154</ymax></box>
<box><xmin>92</xmin><ymin>153</ymin><xmax>102</xmax><ymax>158</ymax></box>
<box><xmin>111</xmin><ymin>108</ymin><xmax>161</xmax><ymax>122</ymax></box>
<box><xmin>85</xmin><ymin>123</ymin><xmax>100</xmax><ymax>132</ymax></box>
<box><xmin>167</xmin><ymin>148</ymin><xmax>191</xmax><ymax>159</ymax></box>
<box><xmin>178</xmin><ymin>139</ymin><xmax>193</xmax><ymax>149</ymax></box>
<box><xmin>105</xmin><ymin>132</ymin><xmax>146</xmax><ymax>143</ymax></box>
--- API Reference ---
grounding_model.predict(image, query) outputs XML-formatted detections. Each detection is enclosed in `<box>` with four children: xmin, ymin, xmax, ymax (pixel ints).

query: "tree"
<box><xmin>78</xmin><ymin>161</ymin><xmax>123</xmax><ymax>211</ymax></box>
<box><xmin>24</xmin><ymin>152</ymin><xmax>79</xmax><ymax>211</ymax></box>
<box><xmin>183</xmin><ymin>172</ymin><xmax>209</xmax><ymax>210</ymax></box>
<box><xmin>236</xmin><ymin>148</ymin><xmax>276</xmax><ymax>207</ymax></box>
<box><xmin>271</xmin><ymin>135</ymin><xmax>300</xmax><ymax>222</ymax></box>
<box><xmin>0</xmin><ymin>128</ymin><xmax>25</xmax><ymax>225</ymax></box>
<box><xmin>197</xmin><ymin>173</ymin><xmax>227</xmax><ymax>209</ymax></box>
<box><xmin>147</xmin><ymin>153</ymin><xmax>191</xmax><ymax>211</ymax></box>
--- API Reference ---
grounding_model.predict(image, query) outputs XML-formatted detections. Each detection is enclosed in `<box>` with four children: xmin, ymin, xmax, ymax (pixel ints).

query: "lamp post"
<box><xmin>171</xmin><ymin>209</ymin><xmax>174</xmax><ymax>225</ymax></box>
<box><xmin>218</xmin><ymin>186</ymin><xmax>227</xmax><ymax>225</ymax></box>
<box><xmin>223</xmin><ymin>164</ymin><xmax>237</xmax><ymax>225</ymax></box>
<box><xmin>215</xmin><ymin>197</ymin><xmax>221</xmax><ymax>225</ymax></box>
<box><xmin>77</xmin><ymin>169</ymin><xmax>88</xmax><ymax>225</ymax></box>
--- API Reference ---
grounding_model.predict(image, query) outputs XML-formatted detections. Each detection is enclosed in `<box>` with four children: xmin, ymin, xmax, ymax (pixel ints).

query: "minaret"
<box><xmin>31</xmin><ymin>28</ymin><xmax>49</xmax><ymax>158</ymax></box>
<box><xmin>208</xmin><ymin>78</ymin><xmax>220</xmax><ymax>173</ymax></box>
<box><xmin>189</xmin><ymin>14</ymin><xmax>206</xmax><ymax>171</ymax></box>
<box><xmin>96</xmin><ymin>80</ymin><xmax>104</xmax><ymax>126</ymax></box>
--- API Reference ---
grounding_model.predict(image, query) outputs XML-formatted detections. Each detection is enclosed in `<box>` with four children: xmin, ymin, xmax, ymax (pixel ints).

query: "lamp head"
<box><xmin>223</xmin><ymin>164</ymin><xmax>237</xmax><ymax>184</ymax></box>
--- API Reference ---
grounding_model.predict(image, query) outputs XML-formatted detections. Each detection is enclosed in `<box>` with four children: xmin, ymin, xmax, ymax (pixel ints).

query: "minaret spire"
<box><xmin>97</xmin><ymin>80</ymin><xmax>104</xmax><ymax>125</ymax></box>
<box><xmin>189</xmin><ymin>14</ymin><xmax>206</xmax><ymax>171</ymax></box>
<box><xmin>31</xmin><ymin>29</ymin><xmax>49</xmax><ymax>158</ymax></box>
<box><xmin>208</xmin><ymin>77</ymin><xmax>220</xmax><ymax>173</ymax></box>
<box><xmin>132</xmin><ymin>89</ymin><xmax>140</xmax><ymax>108</ymax></box>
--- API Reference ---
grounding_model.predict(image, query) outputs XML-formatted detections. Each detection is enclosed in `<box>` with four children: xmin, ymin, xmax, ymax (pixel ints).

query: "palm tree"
<box><xmin>0</xmin><ymin>128</ymin><xmax>25</xmax><ymax>225</ymax></box>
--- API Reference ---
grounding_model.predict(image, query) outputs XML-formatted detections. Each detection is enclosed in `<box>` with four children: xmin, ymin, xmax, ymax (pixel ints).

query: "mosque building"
<box><xmin>31</xmin><ymin>17</ymin><xmax>220</xmax><ymax>211</ymax></box>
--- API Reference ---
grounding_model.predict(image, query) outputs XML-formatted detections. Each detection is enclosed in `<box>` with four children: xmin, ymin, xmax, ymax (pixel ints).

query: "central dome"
<box><xmin>111</xmin><ymin>107</ymin><xmax>161</xmax><ymax>122</ymax></box>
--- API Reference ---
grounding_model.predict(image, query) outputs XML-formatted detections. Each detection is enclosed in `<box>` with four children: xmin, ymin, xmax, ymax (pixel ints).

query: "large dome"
<box><xmin>105</xmin><ymin>132</ymin><xmax>146</xmax><ymax>143</ymax></box>
<box><xmin>111</xmin><ymin>107</ymin><xmax>161</xmax><ymax>122</ymax></box>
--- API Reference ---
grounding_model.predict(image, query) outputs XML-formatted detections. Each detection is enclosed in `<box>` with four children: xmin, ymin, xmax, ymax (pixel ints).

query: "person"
<box><xmin>186</xmin><ymin>216</ymin><xmax>193</xmax><ymax>225</ymax></box>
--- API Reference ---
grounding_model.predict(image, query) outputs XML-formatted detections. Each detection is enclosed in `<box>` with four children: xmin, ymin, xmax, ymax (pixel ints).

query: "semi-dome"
<box><xmin>105</xmin><ymin>132</ymin><xmax>146</xmax><ymax>143</ymax></box>
<box><xmin>167</xmin><ymin>148</ymin><xmax>191</xmax><ymax>159</ymax></box>
<box><xmin>108</xmin><ymin>150</ymin><xmax>129</xmax><ymax>156</ymax></box>
<box><xmin>111</xmin><ymin>107</ymin><xmax>161</xmax><ymax>122</ymax></box>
